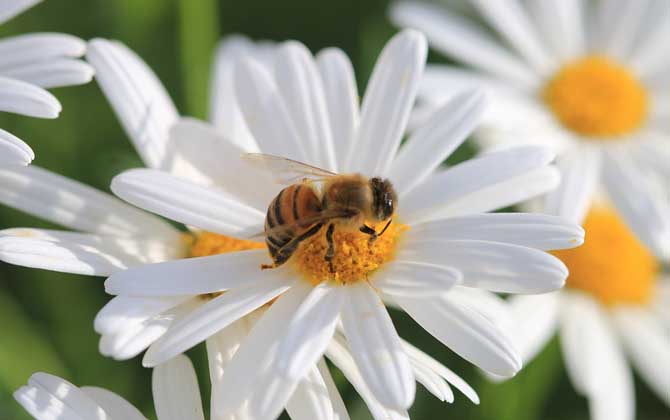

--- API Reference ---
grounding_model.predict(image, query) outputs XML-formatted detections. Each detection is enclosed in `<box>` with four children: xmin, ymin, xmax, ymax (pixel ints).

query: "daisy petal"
<box><xmin>389</xmin><ymin>90</ymin><xmax>485</xmax><ymax>197</ymax></box>
<box><xmin>316</xmin><ymin>48</ymin><xmax>359</xmax><ymax>173</ymax></box>
<box><xmin>277</xmin><ymin>282</ymin><xmax>344</xmax><ymax>380</ymax></box>
<box><xmin>628</xmin><ymin>4</ymin><xmax>670</xmax><ymax>81</ymax></box>
<box><xmin>349</xmin><ymin>29</ymin><xmax>426</xmax><ymax>176</ymax></box>
<box><xmin>285</xmin><ymin>364</ymin><xmax>339</xmax><ymax>420</ymax></box>
<box><xmin>234</xmin><ymin>57</ymin><xmax>307</xmax><ymax>161</ymax></box>
<box><xmin>111</xmin><ymin>168</ymin><xmax>265</xmax><ymax>238</ymax></box>
<box><xmin>0</xmin><ymin>76</ymin><xmax>60</xmax><ymax>118</ymax></box>
<box><xmin>598</xmin><ymin>0</ymin><xmax>651</xmax><ymax>61</ymax></box>
<box><xmin>94</xmin><ymin>295</ymin><xmax>189</xmax><ymax>335</ymax></box>
<box><xmin>400</xmin><ymin>146</ymin><xmax>558</xmax><ymax>223</ymax></box>
<box><xmin>2</xmin><ymin>58</ymin><xmax>94</xmax><ymax>88</ymax></box>
<box><xmin>601</xmin><ymin>151</ymin><xmax>670</xmax><ymax>259</ymax></box>
<box><xmin>142</xmin><ymin>274</ymin><xmax>293</xmax><ymax>367</ymax></box>
<box><xmin>214</xmin><ymin>285</ymin><xmax>309</xmax><ymax>419</ymax></box>
<box><xmin>398</xmin><ymin>239</ymin><xmax>567</xmax><ymax>293</ymax></box>
<box><xmin>375</xmin><ymin>261</ymin><xmax>462</xmax><ymax>297</ymax></box>
<box><xmin>153</xmin><ymin>355</ymin><xmax>205</xmax><ymax>420</ymax></box>
<box><xmin>0</xmin><ymin>33</ymin><xmax>85</xmax><ymax>66</ymax></box>
<box><xmin>526</xmin><ymin>0</ymin><xmax>585</xmax><ymax>60</ymax></box>
<box><xmin>99</xmin><ymin>312</ymin><xmax>172</xmax><ymax>360</ymax></box>
<box><xmin>469</xmin><ymin>0</ymin><xmax>554</xmax><ymax>73</ymax></box>
<box><xmin>206</xmin><ymin>319</ymin><xmax>248</xmax><ymax>417</ymax></box>
<box><xmin>105</xmin><ymin>250</ymin><xmax>267</xmax><ymax>296</ymax></box>
<box><xmin>407</xmin><ymin>213</ymin><xmax>584</xmax><ymax>251</ymax></box>
<box><xmin>0</xmin><ymin>0</ymin><xmax>40</xmax><ymax>24</ymax></box>
<box><xmin>394</xmin><ymin>293</ymin><xmax>521</xmax><ymax>377</ymax></box>
<box><xmin>613</xmin><ymin>307</ymin><xmax>670</xmax><ymax>406</ymax></box>
<box><xmin>0</xmin><ymin>128</ymin><xmax>33</xmax><ymax>166</ymax></box>
<box><xmin>0</xmin><ymin>166</ymin><xmax>178</xmax><ymax>238</ymax></box>
<box><xmin>544</xmin><ymin>146</ymin><xmax>601</xmax><ymax>224</ymax></box>
<box><xmin>274</xmin><ymin>41</ymin><xmax>337</xmax><ymax>171</ymax></box>
<box><xmin>327</xmin><ymin>335</ymin><xmax>410</xmax><ymax>420</ymax></box>
<box><xmin>340</xmin><ymin>282</ymin><xmax>415</xmax><ymax>410</ymax></box>
<box><xmin>389</xmin><ymin>1</ymin><xmax>537</xmax><ymax>89</ymax></box>
<box><xmin>316</xmin><ymin>359</ymin><xmax>351</xmax><ymax>420</ymax></box>
<box><xmin>15</xmin><ymin>373</ymin><xmax>108</xmax><ymax>420</ymax></box>
<box><xmin>209</xmin><ymin>35</ymin><xmax>260</xmax><ymax>152</ymax></box>
<box><xmin>559</xmin><ymin>292</ymin><xmax>634</xmax><ymax>420</ymax></box>
<box><xmin>86</xmin><ymin>39</ymin><xmax>179</xmax><ymax>169</ymax></box>
<box><xmin>82</xmin><ymin>387</ymin><xmax>146</xmax><ymax>420</ymax></box>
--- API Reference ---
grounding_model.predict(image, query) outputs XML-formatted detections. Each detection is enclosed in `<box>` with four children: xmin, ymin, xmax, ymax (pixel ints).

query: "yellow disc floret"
<box><xmin>292</xmin><ymin>222</ymin><xmax>408</xmax><ymax>286</ymax></box>
<box><xmin>554</xmin><ymin>207</ymin><xmax>659</xmax><ymax>306</ymax></box>
<box><xmin>186</xmin><ymin>231</ymin><xmax>265</xmax><ymax>299</ymax></box>
<box><xmin>543</xmin><ymin>56</ymin><xmax>648</xmax><ymax>139</ymax></box>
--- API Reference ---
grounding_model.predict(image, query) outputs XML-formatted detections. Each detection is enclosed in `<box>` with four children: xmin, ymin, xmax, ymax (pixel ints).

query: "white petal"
<box><xmin>601</xmin><ymin>151</ymin><xmax>670</xmax><ymax>259</ymax></box>
<box><xmin>208</xmin><ymin>35</ymin><xmax>261</xmax><ymax>152</ymax></box>
<box><xmin>559</xmin><ymin>292</ymin><xmax>634</xmax><ymax>420</ymax></box>
<box><xmin>389</xmin><ymin>90</ymin><xmax>485</xmax><ymax>196</ymax></box>
<box><xmin>348</xmin><ymin>29</ymin><xmax>426</xmax><ymax>177</ymax></box>
<box><xmin>2</xmin><ymin>58</ymin><xmax>93</xmax><ymax>88</ymax></box>
<box><xmin>0</xmin><ymin>0</ymin><xmax>40</xmax><ymax>24</ymax></box>
<box><xmin>274</xmin><ymin>41</ymin><xmax>337</xmax><ymax>171</ymax></box>
<box><xmin>316</xmin><ymin>48</ymin><xmax>359</xmax><ymax>173</ymax></box>
<box><xmin>375</xmin><ymin>261</ymin><xmax>462</xmax><ymax>297</ymax></box>
<box><xmin>285</xmin><ymin>364</ymin><xmax>339</xmax><ymax>420</ymax></box>
<box><xmin>502</xmin><ymin>293</ymin><xmax>560</xmax><ymax>365</ymax></box>
<box><xmin>0</xmin><ymin>33</ymin><xmax>85</xmax><ymax>67</ymax></box>
<box><xmin>81</xmin><ymin>387</ymin><xmax>146</xmax><ymax>420</ymax></box>
<box><xmin>326</xmin><ymin>335</ymin><xmax>410</xmax><ymax>420</ymax></box>
<box><xmin>389</xmin><ymin>1</ymin><xmax>538</xmax><ymax>89</ymax></box>
<box><xmin>0</xmin><ymin>165</ymin><xmax>179</xmax><ymax>238</ymax></box>
<box><xmin>544</xmin><ymin>146</ymin><xmax>601</xmax><ymax>224</ymax></box>
<box><xmin>95</xmin><ymin>295</ymin><xmax>189</xmax><ymax>335</ymax></box>
<box><xmin>105</xmin><ymin>249</ymin><xmax>268</xmax><ymax>296</ymax></box>
<box><xmin>153</xmin><ymin>355</ymin><xmax>205</xmax><ymax>420</ymax></box>
<box><xmin>445</xmin><ymin>286</ymin><xmax>513</xmax><ymax>329</ymax></box>
<box><xmin>407</xmin><ymin>212</ymin><xmax>584</xmax><ymax>251</ymax></box>
<box><xmin>526</xmin><ymin>0</ymin><xmax>585</xmax><ymax>60</ymax></box>
<box><xmin>598</xmin><ymin>0</ymin><xmax>652</xmax><ymax>62</ymax></box>
<box><xmin>394</xmin><ymin>293</ymin><xmax>521</xmax><ymax>377</ymax></box>
<box><xmin>168</xmin><ymin>118</ymin><xmax>277</xmax><ymax>210</ymax></box>
<box><xmin>86</xmin><ymin>39</ymin><xmax>179</xmax><ymax>169</ymax></box>
<box><xmin>111</xmin><ymin>168</ymin><xmax>265</xmax><ymax>238</ymax></box>
<box><xmin>469</xmin><ymin>0</ymin><xmax>555</xmax><ymax>74</ymax></box>
<box><xmin>0</xmin><ymin>128</ymin><xmax>33</xmax><ymax>166</ymax></box>
<box><xmin>316</xmin><ymin>359</ymin><xmax>351</xmax><ymax>420</ymax></box>
<box><xmin>15</xmin><ymin>373</ymin><xmax>109</xmax><ymax>420</ymax></box>
<box><xmin>400</xmin><ymin>146</ymin><xmax>558</xmax><ymax>223</ymax></box>
<box><xmin>214</xmin><ymin>285</ymin><xmax>309</xmax><ymax>419</ymax></box>
<box><xmin>0</xmin><ymin>75</ymin><xmax>60</xmax><ymax>117</ymax></box>
<box><xmin>234</xmin><ymin>57</ymin><xmax>308</xmax><ymax>161</ymax></box>
<box><xmin>142</xmin><ymin>274</ymin><xmax>293</xmax><ymax>367</ymax></box>
<box><xmin>652</xmin><ymin>277</ymin><xmax>670</xmax><ymax>327</ymax></box>
<box><xmin>628</xmin><ymin>3</ymin><xmax>670</xmax><ymax>81</ymax></box>
<box><xmin>401</xmin><ymin>339</ymin><xmax>479</xmax><ymax>404</ymax></box>
<box><xmin>276</xmin><ymin>282</ymin><xmax>343</xmax><ymax>380</ymax></box>
<box><xmin>613</xmin><ymin>307</ymin><xmax>670</xmax><ymax>406</ymax></box>
<box><xmin>340</xmin><ymin>282</ymin><xmax>415</xmax><ymax>410</ymax></box>
<box><xmin>398</xmin><ymin>239</ymin><xmax>567</xmax><ymax>293</ymax></box>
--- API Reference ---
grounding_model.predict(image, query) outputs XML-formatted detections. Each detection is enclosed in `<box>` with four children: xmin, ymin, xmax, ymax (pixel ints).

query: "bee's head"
<box><xmin>369</xmin><ymin>177</ymin><xmax>397</xmax><ymax>222</ymax></box>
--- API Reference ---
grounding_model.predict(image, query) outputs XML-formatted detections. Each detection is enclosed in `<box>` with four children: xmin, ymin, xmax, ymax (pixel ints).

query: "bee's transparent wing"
<box><xmin>242</xmin><ymin>153</ymin><xmax>338</xmax><ymax>185</ymax></box>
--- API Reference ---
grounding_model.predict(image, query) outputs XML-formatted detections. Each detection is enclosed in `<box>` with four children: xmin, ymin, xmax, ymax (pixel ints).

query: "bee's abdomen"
<box><xmin>265</xmin><ymin>184</ymin><xmax>321</xmax><ymax>263</ymax></box>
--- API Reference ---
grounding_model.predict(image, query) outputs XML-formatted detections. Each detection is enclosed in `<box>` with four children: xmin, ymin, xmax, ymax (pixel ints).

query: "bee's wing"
<box><xmin>242</xmin><ymin>153</ymin><xmax>338</xmax><ymax>185</ymax></box>
<box><xmin>259</xmin><ymin>208</ymin><xmax>359</xmax><ymax>239</ymax></box>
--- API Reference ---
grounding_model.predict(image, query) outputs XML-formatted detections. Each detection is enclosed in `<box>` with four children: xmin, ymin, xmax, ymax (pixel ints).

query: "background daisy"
<box><xmin>0</xmin><ymin>0</ymin><xmax>93</xmax><ymax>166</ymax></box>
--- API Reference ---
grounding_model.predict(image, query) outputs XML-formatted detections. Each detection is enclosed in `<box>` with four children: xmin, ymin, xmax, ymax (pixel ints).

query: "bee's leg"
<box><xmin>359</xmin><ymin>224</ymin><xmax>378</xmax><ymax>246</ymax></box>
<box><xmin>261</xmin><ymin>223</ymin><xmax>323</xmax><ymax>270</ymax></box>
<box><xmin>325</xmin><ymin>223</ymin><xmax>336</xmax><ymax>273</ymax></box>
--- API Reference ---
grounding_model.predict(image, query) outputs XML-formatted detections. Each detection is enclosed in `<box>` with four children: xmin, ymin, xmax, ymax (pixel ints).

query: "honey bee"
<box><xmin>242</xmin><ymin>153</ymin><xmax>397</xmax><ymax>272</ymax></box>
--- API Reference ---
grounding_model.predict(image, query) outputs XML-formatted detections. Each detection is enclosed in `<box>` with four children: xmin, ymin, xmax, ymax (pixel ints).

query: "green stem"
<box><xmin>177</xmin><ymin>0</ymin><xmax>220</xmax><ymax>119</ymax></box>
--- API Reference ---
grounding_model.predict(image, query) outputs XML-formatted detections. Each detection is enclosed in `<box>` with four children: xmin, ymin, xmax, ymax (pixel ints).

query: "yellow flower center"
<box><xmin>553</xmin><ymin>207</ymin><xmax>659</xmax><ymax>306</ymax></box>
<box><xmin>292</xmin><ymin>222</ymin><xmax>407</xmax><ymax>286</ymax></box>
<box><xmin>186</xmin><ymin>231</ymin><xmax>266</xmax><ymax>299</ymax></box>
<box><xmin>543</xmin><ymin>56</ymin><xmax>648</xmax><ymax>139</ymax></box>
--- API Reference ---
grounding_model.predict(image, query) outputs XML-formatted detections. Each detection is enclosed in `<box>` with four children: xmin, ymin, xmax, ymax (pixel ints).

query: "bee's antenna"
<box><xmin>378</xmin><ymin>219</ymin><xmax>393</xmax><ymax>237</ymax></box>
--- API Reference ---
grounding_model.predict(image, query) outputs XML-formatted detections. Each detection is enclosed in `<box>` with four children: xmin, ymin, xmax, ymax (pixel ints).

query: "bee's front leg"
<box><xmin>359</xmin><ymin>224</ymin><xmax>378</xmax><ymax>246</ymax></box>
<box><xmin>324</xmin><ymin>223</ymin><xmax>336</xmax><ymax>272</ymax></box>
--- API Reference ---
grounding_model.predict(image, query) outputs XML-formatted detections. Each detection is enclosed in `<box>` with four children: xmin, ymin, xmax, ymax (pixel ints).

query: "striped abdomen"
<box><xmin>265</xmin><ymin>184</ymin><xmax>322</xmax><ymax>266</ymax></box>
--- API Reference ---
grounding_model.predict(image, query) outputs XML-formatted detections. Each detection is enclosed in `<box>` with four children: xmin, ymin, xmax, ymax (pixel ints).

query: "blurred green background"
<box><xmin>0</xmin><ymin>1</ymin><xmax>667</xmax><ymax>419</ymax></box>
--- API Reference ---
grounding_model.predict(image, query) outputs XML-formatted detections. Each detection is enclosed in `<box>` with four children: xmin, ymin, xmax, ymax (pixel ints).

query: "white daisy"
<box><xmin>0</xmin><ymin>34</ymin><xmax>482</xmax><ymax>419</ymax></box>
<box><xmin>0</xmin><ymin>0</ymin><xmax>94</xmax><ymax>166</ymax></box>
<box><xmin>390</xmin><ymin>0</ymin><xmax>670</xmax><ymax>256</ymax></box>
<box><xmin>14</xmin><ymin>354</ymin><xmax>351</xmax><ymax>420</ymax></box>
<box><xmin>102</xmin><ymin>29</ymin><xmax>583</xmax><ymax>418</ymax></box>
<box><xmin>496</xmin><ymin>204</ymin><xmax>669</xmax><ymax>420</ymax></box>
